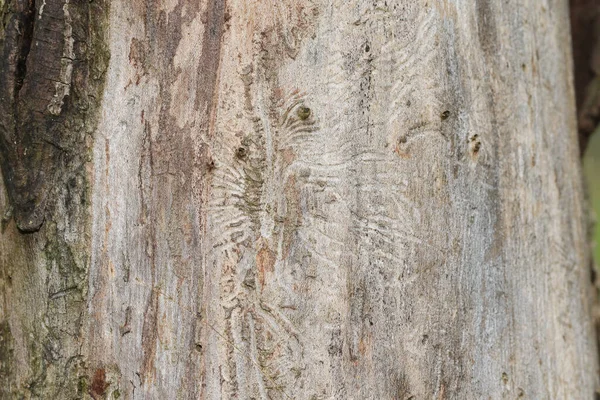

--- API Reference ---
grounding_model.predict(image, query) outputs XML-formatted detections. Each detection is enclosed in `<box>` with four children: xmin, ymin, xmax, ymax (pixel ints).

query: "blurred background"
<box><xmin>584</xmin><ymin>131</ymin><xmax>600</xmax><ymax>266</ymax></box>
<box><xmin>570</xmin><ymin>0</ymin><xmax>600</xmax><ymax>266</ymax></box>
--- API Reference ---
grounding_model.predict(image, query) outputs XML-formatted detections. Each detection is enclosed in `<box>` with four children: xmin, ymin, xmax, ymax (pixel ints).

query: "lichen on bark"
<box><xmin>0</xmin><ymin>0</ymin><xmax>110</xmax><ymax>397</ymax></box>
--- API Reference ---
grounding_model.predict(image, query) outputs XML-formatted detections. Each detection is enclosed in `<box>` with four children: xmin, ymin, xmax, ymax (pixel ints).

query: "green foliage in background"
<box><xmin>584</xmin><ymin>129</ymin><xmax>600</xmax><ymax>267</ymax></box>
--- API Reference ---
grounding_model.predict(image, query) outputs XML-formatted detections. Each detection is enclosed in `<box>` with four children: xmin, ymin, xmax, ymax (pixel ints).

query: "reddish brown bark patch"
<box><xmin>90</xmin><ymin>368</ymin><xmax>108</xmax><ymax>398</ymax></box>
<box><xmin>257</xmin><ymin>243</ymin><xmax>276</xmax><ymax>289</ymax></box>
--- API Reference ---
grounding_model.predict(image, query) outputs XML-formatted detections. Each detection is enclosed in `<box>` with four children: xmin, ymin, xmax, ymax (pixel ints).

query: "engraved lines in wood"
<box><xmin>206</xmin><ymin>2</ymin><xmax>439</xmax><ymax>397</ymax></box>
<box><xmin>307</xmin><ymin>3</ymin><xmax>454</xmax><ymax>395</ymax></box>
<box><xmin>207</xmin><ymin>84</ymin><xmax>313</xmax><ymax>397</ymax></box>
<box><xmin>377</xmin><ymin>6</ymin><xmax>444</xmax><ymax>158</ymax></box>
<box><xmin>319</xmin><ymin>8</ymin><xmax>433</xmax><ymax>268</ymax></box>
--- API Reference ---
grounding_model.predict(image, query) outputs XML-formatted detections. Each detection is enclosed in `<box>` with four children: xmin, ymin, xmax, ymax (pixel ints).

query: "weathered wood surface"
<box><xmin>1</xmin><ymin>0</ymin><xmax>598</xmax><ymax>398</ymax></box>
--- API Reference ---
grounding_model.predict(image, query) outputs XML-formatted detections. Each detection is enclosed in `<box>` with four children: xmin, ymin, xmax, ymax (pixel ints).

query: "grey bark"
<box><xmin>0</xmin><ymin>0</ymin><xmax>598</xmax><ymax>399</ymax></box>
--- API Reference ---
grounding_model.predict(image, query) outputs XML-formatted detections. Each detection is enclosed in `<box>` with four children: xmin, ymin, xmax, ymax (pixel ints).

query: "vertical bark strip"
<box><xmin>0</xmin><ymin>0</ymin><xmax>105</xmax><ymax>232</ymax></box>
<box><xmin>0</xmin><ymin>0</ymin><xmax>110</xmax><ymax>397</ymax></box>
<box><xmin>195</xmin><ymin>0</ymin><xmax>226</xmax><ymax>123</ymax></box>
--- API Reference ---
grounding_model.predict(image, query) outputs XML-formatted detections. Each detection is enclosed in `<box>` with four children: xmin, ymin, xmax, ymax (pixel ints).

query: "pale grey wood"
<box><xmin>0</xmin><ymin>0</ymin><xmax>598</xmax><ymax>399</ymax></box>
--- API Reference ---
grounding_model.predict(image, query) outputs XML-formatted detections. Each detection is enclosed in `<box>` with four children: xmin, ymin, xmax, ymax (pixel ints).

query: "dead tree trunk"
<box><xmin>0</xmin><ymin>0</ymin><xmax>598</xmax><ymax>398</ymax></box>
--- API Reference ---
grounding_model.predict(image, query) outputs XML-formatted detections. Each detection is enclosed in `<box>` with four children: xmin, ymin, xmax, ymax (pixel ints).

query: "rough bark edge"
<box><xmin>0</xmin><ymin>0</ymin><xmax>110</xmax><ymax>397</ymax></box>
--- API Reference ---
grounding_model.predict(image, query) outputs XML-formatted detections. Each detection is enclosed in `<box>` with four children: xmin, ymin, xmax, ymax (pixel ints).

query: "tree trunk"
<box><xmin>0</xmin><ymin>0</ymin><xmax>598</xmax><ymax>398</ymax></box>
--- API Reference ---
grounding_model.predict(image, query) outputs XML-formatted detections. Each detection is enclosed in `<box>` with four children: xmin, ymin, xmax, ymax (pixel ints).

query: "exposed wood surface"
<box><xmin>0</xmin><ymin>0</ymin><xmax>598</xmax><ymax>398</ymax></box>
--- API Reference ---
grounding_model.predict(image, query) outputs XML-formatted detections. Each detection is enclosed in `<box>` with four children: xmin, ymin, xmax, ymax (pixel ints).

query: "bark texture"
<box><xmin>0</xmin><ymin>0</ymin><xmax>598</xmax><ymax>399</ymax></box>
<box><xmin>0</xmin><ymin>0</ymin><xmax>109</xmax><ymax>397</ymax></box>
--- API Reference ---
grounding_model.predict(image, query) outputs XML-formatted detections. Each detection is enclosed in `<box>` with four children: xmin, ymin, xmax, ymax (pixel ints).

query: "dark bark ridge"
<box><xmin>0</xmin><ymin>0</ymin><xmax>109</xmax><ymax>397</ymax></box>
<box><xmin>0</xmin><ymin>0</ymin><xmax>108</xmax><ymax>232</ymax></box>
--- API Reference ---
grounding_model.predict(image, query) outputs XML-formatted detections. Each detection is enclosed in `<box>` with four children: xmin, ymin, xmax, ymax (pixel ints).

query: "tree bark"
<box><xmin>0</xmin><ymin>0</ymin><xmax>598</xmax><ymax>399</ymax></box>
